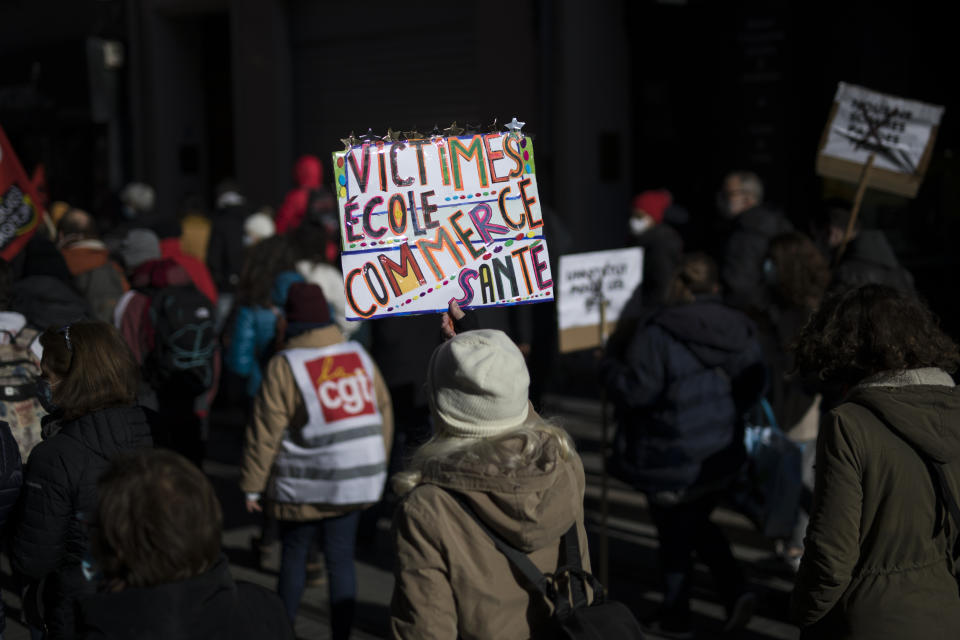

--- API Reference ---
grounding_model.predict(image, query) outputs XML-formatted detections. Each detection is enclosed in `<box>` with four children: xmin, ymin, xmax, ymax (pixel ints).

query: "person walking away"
<box><xmin>717</xmin><ymin>171</ymin><xmax>792</xmax><ymax>313</ymax></box>
<box><xmin>600</xmin><ymin>253</ymin><xmax>766</xmax><ymax>637</ymax></box>
<box><xmin>275</xmin><ymin>155</ymin><xmax>333</xmax><ymax>237</ymax></box>
<box><xmin>820</xmin><ymin>202</ymin><xmax>914</xmax><ymax>293</ymax></box>
<box><xmin>206</xmin><ymin>179</ymin><xmax>252</xmax><ymax>327</ymax></box>
<box><xmin>390</xmin><ymin>329</ymin><xmax>590</xmax><ymax>639</ymax></box>
<box><xmin>11</xmin><ymin>322</ymin><xmax>156</xmax><ymax>639</ymax></box>
<box><xmin>75</xmin><ymin>449</ymin><xmax>292</xmax><ymax>640</ymax></box>
<box><xmin>791</xmin><ymin>284</ymin><xmax>960</xmax><ymax>639</ymax></box>
<box><xmin>755</xmin><ymin>232</ymin><xmax>830</xmax><ymax>570</ymax></box>
<box><xmin>55</xmin><ymin>208</ymin><xmax>129</xmax><ymax>324</ymax></box>
<box><xmin>240</xmin><ymin>283</ymin><xmax>393</xmax><ymax>640</ymax></box>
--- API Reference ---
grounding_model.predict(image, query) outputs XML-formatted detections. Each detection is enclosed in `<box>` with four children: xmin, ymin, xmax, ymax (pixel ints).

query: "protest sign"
<box><xmin>333</xmin><ymin>128</ymin><xmax>553</xmax><ymax>320</ymax></box>
<box><xmin>817</xmin><ymin>82</ymin><xmax>944</xmax><ymax>198</ymax></box>
<box><xmin>0</xmin><ymin>124</ymin><xmax>43</xmax><ymax>261</ymax></box>
<box><xmin>556</xmin><ymin>247</ymin><xmax>644</xmax><ymax>353</ymax></box>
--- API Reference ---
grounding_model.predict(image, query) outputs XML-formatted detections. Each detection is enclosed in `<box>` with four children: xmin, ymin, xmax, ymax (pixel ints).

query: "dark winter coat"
<box><xmin>832</xmin><ymin>229</ymin><xmax>914</xmax><ymax>293</ymax></box>
<box><xmin>721</xmin><ymin>205</ymin><xmax>793</xmax><ymax>312</ymax></box>
<box><xmin>206</xmin><ymin>204</ymin><xmax>250</xmax><ymax>294</ymax></box>
<box><xmin>12</xmin><ymin>405</ymin><xmax>155</xmax><ymax>639</ymax></box>
<box><xmin>12</xmin><ymin>275</ymin><xmax>93</xmax><ymax>328</ymax></box>
<box><xmin>602</xmin><ymin>297</ymin><xmax>766</xmax><ymax>497</ymax></box>
<box><xmin>630</xmin><ymin>222</ymin><xmax>684</xmax><ymax>310</ymax></box>
<box><xmin>76</xmin><ymin>557</ymin><xmax>293</xmax><ymax>640</ymax></box>
<box><xmin>0</xmin><ymin>419</ymin><xmax>22</xmax><ymax>529</ymax></box>
<box><xmin>792</xmin><ymin>370</ymin><xmax>960</xmax><ymax>639</ymax></box>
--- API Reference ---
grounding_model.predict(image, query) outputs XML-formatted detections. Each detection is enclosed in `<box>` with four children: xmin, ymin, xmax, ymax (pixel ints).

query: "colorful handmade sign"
<box><xmin>0</xmin><ymin>124</ymin><xmax>43</xmax><ymax>260</ymax></box>
<box><xmin>333</xmin><ymin>125</ymin><xmax>553</xmax><ymax>320</ymax></box>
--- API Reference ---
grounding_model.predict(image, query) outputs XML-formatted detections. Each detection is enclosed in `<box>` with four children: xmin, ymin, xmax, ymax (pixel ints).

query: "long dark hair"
<box><xmin>39</xmin><ymin>322</ymin><xmax>139</xmax><ymax>421</ymax></box>
<box><xmin>235</xmin><ymin>235</ymin><xmax>296</xmax><ymax>308</ymax></box>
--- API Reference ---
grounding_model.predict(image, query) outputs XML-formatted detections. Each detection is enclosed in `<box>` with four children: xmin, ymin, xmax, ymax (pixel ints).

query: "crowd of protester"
<box><xmin>0</xmin><ymin>159</ymin><xmax>957</xmax><ymax>640</ymax></box>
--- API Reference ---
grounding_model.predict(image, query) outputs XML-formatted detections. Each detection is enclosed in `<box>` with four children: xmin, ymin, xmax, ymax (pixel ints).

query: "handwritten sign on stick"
<box><xmin>817</xmin><ymin>82</ymin><xmax>944</xmax><ymax>198</ymax></box>
<box><xmin>333</xmin><ymin>133</ymin><xmax>553</xmax><ymax>320</ymax></box>
<box><xmin>556</xmin><ymin>247</ymin><xmax>644</xmax><ymax>353</ymax></box>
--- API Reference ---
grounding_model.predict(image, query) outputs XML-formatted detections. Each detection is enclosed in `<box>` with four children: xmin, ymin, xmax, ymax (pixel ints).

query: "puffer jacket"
<box><xmin>390</xmin><ymin>427</ymin><xmax>590</xmax><ymax>640</ymax></box>
<box><xmin>12</xmin><ymin>405</ymin><xmax>156</xmax><ymax>639</ymax></box>
<box><xmin>226</xmin><ymin>306</ymin><xmax>280</xmax><ymax>398</ymax></box>
<box><xmin>792</xmin><ymin>368</ymin><xmax>960</xmax><ymax>639</ymax></box>
<box><xmin>226</xmin><ymin>271</ymin><xmax>304</xmax><ymax>398</ymax></box>
<box><xmin>239</xmin><ymin>325</ymin><xmax>393</xmax><ymax>520</ymax></box>
<box><xmin>602</xmin><ymin>297</ymin><xmax>766</xmax><ymax>497</ymax></box>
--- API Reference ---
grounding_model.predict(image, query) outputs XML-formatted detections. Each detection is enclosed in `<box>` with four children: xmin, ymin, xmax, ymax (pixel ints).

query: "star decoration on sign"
<box><xmin>443</xmin><ymin>122</ymin><xmax>464</xmax><ymax>137</ymax></box>
<box><xmin>464</xmin><ymin>122</ymin><xmax>482</xmax><ymax>135</ymax></box>
<box><xmin>505</xmin><ymin>117</ymin><xmax>525</xmax><ymax>134</ymax></box>
<box><xmin>487</xmin><ymin>118</ymin><xmax>499</xmax><ymax>133</ymax></box>
<box><xmin>404</xmin><ymin>127</ymin><xmax>425</xmax><ymax>140</ymax></box>
<box><xmin>340</xmin><ymin>131</ymin><xmax>358</xmax><ymax>151</ymax></box>
<box><xmin>359</xmin><ymin>128</ymin><xmax>379</xmax><ymax>143</ymax></box>
<box><xmin>384</xmin><ymin>128</ymin><xmax>403</xmax><ymax>142</ymax></box>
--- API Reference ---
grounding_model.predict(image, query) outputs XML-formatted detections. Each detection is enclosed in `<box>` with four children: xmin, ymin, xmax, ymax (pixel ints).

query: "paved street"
<box><xmin>2</xmin><ymin>394</ymin><xmax>800</xmax><ymax>639</ymax></box>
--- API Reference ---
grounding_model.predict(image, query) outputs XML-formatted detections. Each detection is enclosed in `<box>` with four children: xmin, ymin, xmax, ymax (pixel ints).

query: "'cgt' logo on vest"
<box><xmin>304</xmin><ymin>352</ymin><xmax>375</xmax><ymax>423</ymax></box>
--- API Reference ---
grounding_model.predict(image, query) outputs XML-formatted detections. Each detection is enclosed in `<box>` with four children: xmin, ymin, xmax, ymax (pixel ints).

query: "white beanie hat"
<box><xmin>243</xmin><ymin>212</ymin><xmax>276</xmax><ymax>244</ymax></box>
<box><xmin>427</xmin><ymin>329</ymin><xmax>530</xmax><ymax>439</ymax></box>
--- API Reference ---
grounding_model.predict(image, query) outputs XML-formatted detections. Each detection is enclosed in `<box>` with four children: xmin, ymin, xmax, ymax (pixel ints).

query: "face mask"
<box><xmin>36</xmin><ymin>378</ymin><xmax>60</xmax><ymax>415</ymax></box>
<box><xmin>629</xmin><ymin>215</ymin><xmax>654</xmax><ymax>237</ymax></box>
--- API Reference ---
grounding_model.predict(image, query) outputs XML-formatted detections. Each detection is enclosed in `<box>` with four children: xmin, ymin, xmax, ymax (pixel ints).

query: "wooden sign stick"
<box><xmin>836</xmin><ymin>151</ymin><xmax>876</xmax><ymax>263</ymax></box>
<box><xmin>597</xmin><ymin>295</ymin><xmax>610</xmax><ymax>587</ymax></box>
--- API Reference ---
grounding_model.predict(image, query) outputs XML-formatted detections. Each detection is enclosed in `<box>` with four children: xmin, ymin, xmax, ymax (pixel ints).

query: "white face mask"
<box><xmin>629</xmin><ymin>215</ymin><xmax>654</xmax><ymax>237</ymax></box>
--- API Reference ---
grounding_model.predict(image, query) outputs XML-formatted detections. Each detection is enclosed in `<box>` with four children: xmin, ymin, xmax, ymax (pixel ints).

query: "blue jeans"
<box><xmin>278</xmin><ymin>511</ymin><xmax>361</xmax><ymax>640</ymax></box>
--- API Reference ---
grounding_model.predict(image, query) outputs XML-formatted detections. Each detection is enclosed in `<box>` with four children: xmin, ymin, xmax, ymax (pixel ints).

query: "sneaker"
<box><xmin>641</xmin><ymin>618</ymin><xmax>695</xmax><ymax>639</ymax></box>
<box><xmin>722</xmin><ymin>592</ymin><xmax>756</xmax><ymax>632</ymax></box>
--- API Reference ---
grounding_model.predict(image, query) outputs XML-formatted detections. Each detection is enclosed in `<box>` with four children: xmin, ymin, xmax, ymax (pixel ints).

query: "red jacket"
<box><xmin>275</xmin><ymin>155</ymin><xmax>323</xmax><ymax>234</ymax></box>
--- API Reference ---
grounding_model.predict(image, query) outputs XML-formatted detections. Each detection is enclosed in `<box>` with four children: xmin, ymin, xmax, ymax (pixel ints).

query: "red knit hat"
<box><xmin>632</xmin><ymin>189</ymin><xmax>672</xmax><ymax>224</ymax></box>
<box><xmin>285</xmin><ymin>282</ymin><xmax>331</xmax><ymax>325</ymax></box>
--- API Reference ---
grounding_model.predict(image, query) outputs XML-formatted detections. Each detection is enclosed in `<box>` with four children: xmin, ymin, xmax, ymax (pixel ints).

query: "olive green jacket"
<box><xmin>792</xmin><ymin>368</ymin><xmax>960</xmax><ymax>639</ymax></box>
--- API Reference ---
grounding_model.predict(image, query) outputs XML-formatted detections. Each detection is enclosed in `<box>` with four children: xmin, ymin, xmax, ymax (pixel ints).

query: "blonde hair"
<box><xmin>392</xmin><ymin>420</ymin><xmax>575</xmax><ymax>496</ymax></box>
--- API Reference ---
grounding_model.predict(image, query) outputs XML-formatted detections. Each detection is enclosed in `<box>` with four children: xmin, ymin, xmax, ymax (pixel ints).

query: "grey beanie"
<box><xmin>120</xmin><ymin>229</ymin><xmax>161</xmax><ymax>270</ymax></box>
<box><xmin>426</xmin><ymin>329</ymin><xmax>530</xmax><ymax>439</ymax></box>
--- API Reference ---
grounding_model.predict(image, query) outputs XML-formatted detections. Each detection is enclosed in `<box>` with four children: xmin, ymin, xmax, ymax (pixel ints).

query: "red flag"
<box><xmin>0</xmin><ymin>123</ymin><xmax>43</xmax><ymax>260</ymax></box>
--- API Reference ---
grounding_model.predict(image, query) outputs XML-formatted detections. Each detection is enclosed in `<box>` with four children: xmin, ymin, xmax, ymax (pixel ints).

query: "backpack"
<box><xmin>0</xmin><ymin>418</ymin><xmax>24</xmax><ymax>529</ymax></box>
<box><xmin>444</xmin><ymin>489</ymin><xmax>645</xmax><ymax>640</ymax></box>
<box><xmin>145</xmin><ymin>285</ymin><xmax>216</xmax><ymax>396</ymax></box>
<box><xmin>0</xmin><ymin>324</ymin><xmax>45</xmax><ymax>460</ymax></box>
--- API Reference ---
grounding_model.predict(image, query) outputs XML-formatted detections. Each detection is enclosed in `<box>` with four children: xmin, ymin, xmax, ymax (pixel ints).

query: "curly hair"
<box><xmin>768</xmin><ymin>232</ymin><xmax>830</xmax><ymax>310</ymax></box>
<box><xmin>793</xmin><ymin>284</ymin><xmax>960</xmax><ymax>387</ymax></box>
